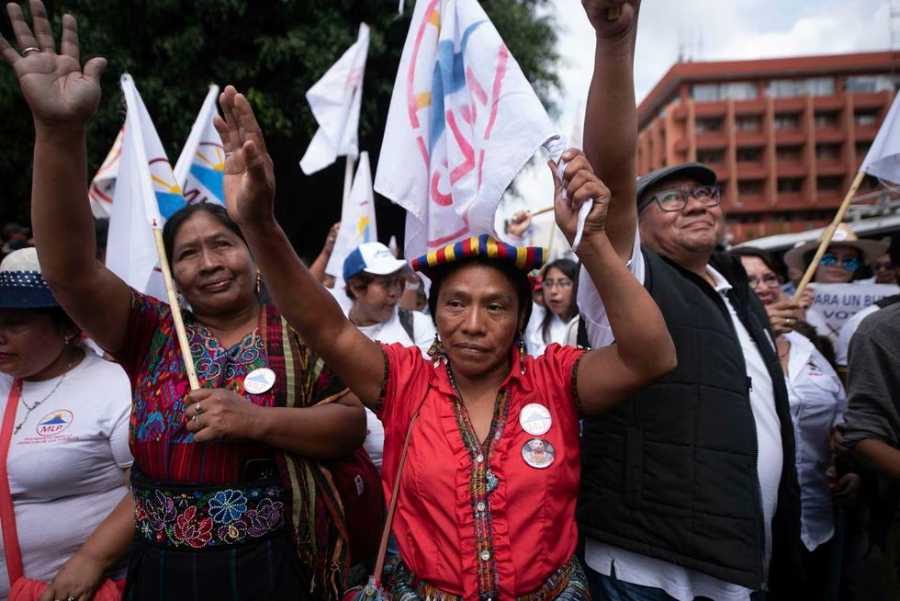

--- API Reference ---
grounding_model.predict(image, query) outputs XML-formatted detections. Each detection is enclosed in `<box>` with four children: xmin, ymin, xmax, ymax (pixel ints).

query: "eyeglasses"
<box><xmin>648</xmin><ymin>185</ymin><xmax>721</xmax><ymax>212</ymax></box>
<box><xmin>748</xmin><ymin>273</ymin><xmax>780</xmax><ymax>288</ymax></box>
<box><xmin>542</xmin><ymin>278</ymin><xmax>573</xmax><ymax>290</ymax></box>
<box><xmin>820</xmin><ymin>253</ymin><xmax>860</xmax><ymax>272</ymax></box>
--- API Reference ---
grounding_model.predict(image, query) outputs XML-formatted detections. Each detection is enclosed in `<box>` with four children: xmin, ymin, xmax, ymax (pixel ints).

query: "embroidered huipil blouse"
<box><xmin>378</xmin><ymin>342</ymin><xmax>585</xmax><ymax>600</ymax></box>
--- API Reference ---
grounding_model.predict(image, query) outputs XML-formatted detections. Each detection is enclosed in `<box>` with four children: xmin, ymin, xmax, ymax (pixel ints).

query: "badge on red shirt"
<box><xmin>522</xmin><ymin>438</ymin><xmax>555</xmax><ymax>469</ymax></box>
<box><xmin>519</xmin><ymin>403</ymin><xmax>552</xmax><ymax>436</ymax></box>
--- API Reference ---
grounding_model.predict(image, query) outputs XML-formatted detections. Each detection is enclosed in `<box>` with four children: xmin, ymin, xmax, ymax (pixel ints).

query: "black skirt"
<box><xmin>123</xmin><ymin>530</ymin><xmax>313</xmax><ymax>601</ymax></box>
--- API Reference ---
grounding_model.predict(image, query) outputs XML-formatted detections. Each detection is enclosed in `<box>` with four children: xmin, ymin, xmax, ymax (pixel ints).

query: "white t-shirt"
<box><xmin>0</xmin><ymin>352</ymin><xmax>133</xmax><ymax>597</ymax></box>
<box><xmin>835</xmin><ymin>304</ymin><xmax>880</xmax><ymax>367</ymax></box>
<box><xmin>578</xmin><ymin>239</ymin><xmax>783</xmax><ymax>600</ymax></box>
<box><xmin>524</xmin><ymin>304</ymin><xmax>578</xmax><ymax>357</ymax></box>
<box><xmin>352</xmin><ymin>307</ymin><xmax>435</xmax><ymax>472</ymax></box>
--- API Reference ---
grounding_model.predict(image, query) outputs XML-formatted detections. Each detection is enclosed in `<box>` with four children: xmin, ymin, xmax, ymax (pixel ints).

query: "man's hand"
<box><xmin>582</xmin><ymin>0</ymin><xmax>640</xmax><ymax>40</ymax></box>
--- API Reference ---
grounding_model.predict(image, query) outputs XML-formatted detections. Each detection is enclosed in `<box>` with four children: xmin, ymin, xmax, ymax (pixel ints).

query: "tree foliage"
<box><xmin>0</xmin><ymin>0</ymin><xmax>559</xmax><ymax>258</ymax></box>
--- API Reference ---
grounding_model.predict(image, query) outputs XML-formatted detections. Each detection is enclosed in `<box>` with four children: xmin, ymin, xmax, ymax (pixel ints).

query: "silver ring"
<box><xmin>195</xmin><ymin>403</ymin><xmax>203</xmax><ymax>416</ymax></box>
<box><xmin>21</xmin><ymin>46</ymin><xmax>40</xmax><ymax>56</ymax></box>
<box><xmin>67</xmin><ymin>596</ymin><xmax>77</xmax><ymax>601</ymax></box>
<box><xmin>191</xmin><ymin>414</ymin><xmax>199</xmax><ymax>422</ymax></box>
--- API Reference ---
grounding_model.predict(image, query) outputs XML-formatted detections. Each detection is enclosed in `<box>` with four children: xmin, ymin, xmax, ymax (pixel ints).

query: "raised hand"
<box><xmin>582</xmin><ymin>0</ymin><xmax>640</xmax><ymax>40</ymax></box>
<box><xmin>213</xmin><ymin>85</ymin><xmax>276</xmax><ymax>227</ymax></box>
<box><xmin>549</xmin><ymin>148</ymin><xmax>611</xmax><ymax>248</ymax></box>
<box><xmin>0</xmin><ymin>1</ymin><xmax>106</xmax><ymax>127</ymax></box>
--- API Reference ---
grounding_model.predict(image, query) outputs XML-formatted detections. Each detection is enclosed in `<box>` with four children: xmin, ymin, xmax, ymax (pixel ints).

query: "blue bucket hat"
<box><xmin>0</xmin><ymin>247</ymin><xmax>59</xmax><ymax>309</ymax></box>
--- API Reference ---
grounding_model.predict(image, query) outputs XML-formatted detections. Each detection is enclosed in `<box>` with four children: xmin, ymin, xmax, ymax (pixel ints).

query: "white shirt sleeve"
<box><xmin>576</xmin><ymin>228</ymin><xmax>645</xmax><ymax>349</ymax></box>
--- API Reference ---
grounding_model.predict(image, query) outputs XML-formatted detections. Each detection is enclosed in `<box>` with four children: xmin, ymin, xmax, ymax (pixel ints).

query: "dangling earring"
<box><xmin>256</xmin><ymin>272</ymin><xmax>262</xmax><ymax>297</ymax></box>
<box><xmin>428</xmin><ymin>332</ymin><xmax>445</xmax><ymax>367</ymax></box>
<box><xmin>63</xmin><ymin>334</ymin><xmax>73</xmax><ymax>346</ymax></box>
<box><xmin>518</xmin><ymin>334</ymin><xmax>527</xmax><ymax>375</ymax></box>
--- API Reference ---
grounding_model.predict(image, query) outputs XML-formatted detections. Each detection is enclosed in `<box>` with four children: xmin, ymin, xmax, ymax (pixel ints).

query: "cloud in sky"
<box><xmin>508</xmin><ymin>0</ymin><xmax>893</xmax><ymax>234</ymax></box>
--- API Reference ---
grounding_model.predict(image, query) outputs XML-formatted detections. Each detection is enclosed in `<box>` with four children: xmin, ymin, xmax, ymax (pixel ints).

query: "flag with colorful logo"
<box><xmin>88</xmin><ymin>127</ymin><xmax>124</xmax><ymax>218</ymax></box>
<box><xmin>174</xmin><ymin>84</ymin><xmax>225</xmax><ymax>205</ymax></box>
<box><xmin>326</xmin><ymin>151</ymin><xmax>378</xmax><ymax>277</ymax></box>
<box><xmin>105</xmin><ymin>74</ymin><xmax>187</xmax><ymax>301</ymax></box>
<box><xmin>375</xmin><ymin>0</ymin><xmax>557</xmax><ymax>259</ymax></box>
<box><xmin>300</xmin><ymin>23</ymin><xmax>370</xmax><ymax>175</ymax></box>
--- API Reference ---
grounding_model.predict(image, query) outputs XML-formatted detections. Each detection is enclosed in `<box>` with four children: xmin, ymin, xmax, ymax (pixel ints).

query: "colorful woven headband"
<box><xmin>410</xmin><ymin>235</ymin><xmax>547</xmax><ymax>276</ymax></box>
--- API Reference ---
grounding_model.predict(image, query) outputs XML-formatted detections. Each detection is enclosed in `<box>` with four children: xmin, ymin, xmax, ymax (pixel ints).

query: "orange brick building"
<box><xmin>637</xmin><ymin>51</ymin><xmax>900</xmax><ymax>243</ymax></box>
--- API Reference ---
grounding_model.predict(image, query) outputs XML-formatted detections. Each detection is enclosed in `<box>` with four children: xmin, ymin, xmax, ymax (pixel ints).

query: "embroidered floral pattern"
<box><xmin>133</xmin><ymin>479</ymin><xmax>285</xmax><ymax>549</ymax></box>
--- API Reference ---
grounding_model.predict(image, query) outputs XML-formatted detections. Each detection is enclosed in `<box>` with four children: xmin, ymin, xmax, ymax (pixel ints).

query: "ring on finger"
<box><xmin>195</xmin><ymin>403</ymin><xmax>203</xmax><ymax>416</ymax></box>
<box><xmin>191</xmin><ymin>413</ymin><xmax>199</xmax><ymax>423</ymax></box>
<box><xmin>67</xmin><ymin>596</ymin><xmax>77</xmax><ymax>601</ymax></box>
<box><xmin>21</xmin><ymin>47</ymin><xmax>41</xmax><ymax>56</ymax></box>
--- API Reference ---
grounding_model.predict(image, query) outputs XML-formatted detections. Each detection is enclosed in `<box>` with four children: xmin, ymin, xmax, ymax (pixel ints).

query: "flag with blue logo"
<box><xmin>174</xmin><ymin>84</ymin><xmax>225</xmax><ymax>205</ymax></box>
<box><xmin>375</xmin><ymin>0</ymin><xmax>557</xmax><ymax>258</ymax></box>
<box><xmin>105</xmin><ymin>74</ymin><xmax>187</xmax><ymax>301</ymax></box>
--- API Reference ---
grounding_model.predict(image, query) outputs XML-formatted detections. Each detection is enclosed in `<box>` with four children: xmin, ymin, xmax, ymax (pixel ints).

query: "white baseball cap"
<box><xmin>342</xmin><ymin>242</ymin><xmax>408</xmax><ymax>281</ymax></box>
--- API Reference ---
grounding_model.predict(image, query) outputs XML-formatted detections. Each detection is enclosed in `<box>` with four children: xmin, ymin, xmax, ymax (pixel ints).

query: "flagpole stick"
<box><xmin>343</xmin><ymin>154</ymin><xmax>356</xmax><ymax>207</ymax></box>
<box><xmin>530</xmin><ymin>205</ymin><xmax>555</xmax><ymax>218</ymax></box>
<box><xmin>152</xmin><ymin>228</ymin><xmax>201</xmax><ymax>391</ymax></box>
<box><xmin>792</xmin><ymin>169</ymin><xmax>867</xmax><ymax>301</ymax></box>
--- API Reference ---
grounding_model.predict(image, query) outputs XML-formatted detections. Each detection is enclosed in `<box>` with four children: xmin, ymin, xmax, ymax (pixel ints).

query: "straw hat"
<box><xmin>783</xmin><ymin>223</ymin><xmax>889</xmax><ymax>273</ymax></box>
<box><xmin>0</xmin><ymin>247</ymin><xmax>58</xmax><ymax>309</ymax></box>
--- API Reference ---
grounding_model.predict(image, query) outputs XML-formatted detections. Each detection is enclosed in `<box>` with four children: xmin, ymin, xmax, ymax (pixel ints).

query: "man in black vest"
<box><xmin>575</xmin><ymin>2</ymin><xmax>801</xmax><ymax>599</ymax></box>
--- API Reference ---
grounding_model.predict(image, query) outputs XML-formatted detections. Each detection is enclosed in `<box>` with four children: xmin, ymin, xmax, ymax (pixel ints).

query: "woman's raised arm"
<box><xmin>213</xmin><ymin>86</ymin><xmax>386</xmax><ymax>406</ymax></box>
<box><xmin>1</xmin><ymin>1</ymin><xmax>132</xmax><ymax>353</ymax></box>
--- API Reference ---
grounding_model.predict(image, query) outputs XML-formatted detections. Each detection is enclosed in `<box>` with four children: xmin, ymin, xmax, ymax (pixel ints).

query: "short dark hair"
<box><xmin>162</xmin><ymin>203</ymin><xmax>247</xmax><ymax>261</ymax></box>
<box><xmin>729</xmin><ymin>246</ymin><xmax>784</xmax><ymax>281</ymax></box>
<box><xmin>33</xmin><ymin>306</ymin><xmax>79</xmax><ymax>338</ymax></box>
<box><xmin>345</xmin><ymin>272</ymin><xmax>375</xmax><ymax>301</ymax></box>
<box><xmin>426</xmin><ymin>257</ymin><xmax>533</xmax><ymax>331</ymax></box>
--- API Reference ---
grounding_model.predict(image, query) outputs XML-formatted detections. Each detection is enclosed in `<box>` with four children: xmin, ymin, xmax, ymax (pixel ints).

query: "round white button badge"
<box><xmin>519</xmin><ymin>403</ymin><xmax>552</xmax><ymax>436</ymax></box>
<box><xmin>244</xmin><ymin>368</ymin><xmax>276</xmax><ymax>394</ymax></box>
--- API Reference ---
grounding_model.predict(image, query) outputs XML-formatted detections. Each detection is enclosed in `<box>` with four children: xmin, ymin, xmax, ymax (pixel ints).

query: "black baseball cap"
<box><xmin>636</xmin><ymin>163</ymin><xmax>718</xmax><ymax>213</ymax></box>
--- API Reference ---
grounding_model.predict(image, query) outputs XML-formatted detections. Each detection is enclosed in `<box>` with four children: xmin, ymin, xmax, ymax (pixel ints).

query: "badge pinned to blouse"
<box><xmin>244</xmin><ymin>368</ymin><xmax>276</xmax><ymax>394</ymax></box>
<box><xmin>519</xmin><ymin>403</ymin><xmax>552</xmax><ymax>436</ymax></box>
<box><xmin>521</xmin><ymin>438</ymin><xmax>555</xmax><ymax>469</ymax></box>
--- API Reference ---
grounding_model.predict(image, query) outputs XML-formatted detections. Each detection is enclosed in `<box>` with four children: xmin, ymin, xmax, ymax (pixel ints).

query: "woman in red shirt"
<box><xmin>215</xmin><ymin>85</ymin><xmax>676</xmax><ymax>599</ymax></box>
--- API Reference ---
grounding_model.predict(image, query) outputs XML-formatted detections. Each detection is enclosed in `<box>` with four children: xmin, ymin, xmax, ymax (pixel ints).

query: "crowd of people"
<box><xmin>0</xmin><ymin>1</ymin><xmax>899</xmax><ymax>600</ymax></box>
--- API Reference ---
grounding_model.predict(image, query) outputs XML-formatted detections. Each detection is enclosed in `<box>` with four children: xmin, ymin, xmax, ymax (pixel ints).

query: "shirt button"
<box><xmin>480</xmin><ymin>550</ymin><xmax>491</xmax><ymax>561</ymax></box>
<box><xmin>475</xmin><ymin>453</ymin><xmax>484</xmax><ymax>463</ymax></box>
<box><xmin>476</xmin><ymin>501</ymin><xmax>486</xmax><ymax>512</ymax></box>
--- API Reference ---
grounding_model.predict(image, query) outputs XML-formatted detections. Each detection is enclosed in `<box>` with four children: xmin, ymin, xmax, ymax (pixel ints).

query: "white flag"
<box><xmin>174</xmin><ymin>84</ymin><xmax>225</xmax><ymax>206</ymax></box>
<box><xmin>326</xmin><ymin>151</ymin><xmax>378</xmax><ymax>277</ymax></box>
<box><xmin>105</xmin><ymin>74</ymin><xmax>187</xmax><ymax>301</ymax></box>
<box><xmin>861</xmin><ymin>92</ymin><xmax>900</xmax><ymax>185</ymax></box>
<box><xmin>88</xmin><ymin>128</ymin><xmax>124</xmax><ymax>218</ymax></box>
<box><xmin>300</xmin><ymin>24</ymin><xmax>370</xmax><ymax>175</ymax></box>
<box><xmin>375</xmin><ymin>0</ymin><xmax>557</xmax><ymax>259</ymax></box>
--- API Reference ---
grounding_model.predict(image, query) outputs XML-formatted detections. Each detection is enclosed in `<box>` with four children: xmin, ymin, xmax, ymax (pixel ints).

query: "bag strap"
<box><xmin>0</xmin><ymin>380</ymin><xmax>24</xmax><ymax>586</ymax></box>
<box><xmin>372</xmin><ymin>391</ymin><xmax>426</xmax><ymax>587</ymax></box>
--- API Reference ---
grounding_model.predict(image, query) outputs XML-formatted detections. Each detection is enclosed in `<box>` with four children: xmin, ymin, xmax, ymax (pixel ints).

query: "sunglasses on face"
<box><xmin>820</xmin><ymin>253</ymin><xmax>860</xmax><ymax>272</ymax></box>
<box><xmin>648</xmin><ymin>185</ymin><xmax>722</xmax><ymax>212</ymax></box>
<box><xmin>748</xmin><ymin>273</ymin><xmax>780</xmax><ymax>288</ymax></box>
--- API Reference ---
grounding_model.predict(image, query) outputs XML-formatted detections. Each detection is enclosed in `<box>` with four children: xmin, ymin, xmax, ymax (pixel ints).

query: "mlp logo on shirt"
<box><xmin>36</xmin><ymin>410</ymin><xmax>73</xmax><ymax>437</ymax></box>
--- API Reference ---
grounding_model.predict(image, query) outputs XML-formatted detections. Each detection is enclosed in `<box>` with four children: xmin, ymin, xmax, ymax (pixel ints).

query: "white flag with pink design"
<box><xmin>375</xmin><ymin>0</ymin><xmax>557</xmax><ymax>258</ymax></box>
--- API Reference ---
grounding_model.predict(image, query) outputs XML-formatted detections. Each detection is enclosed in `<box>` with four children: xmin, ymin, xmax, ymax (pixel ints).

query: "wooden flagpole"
<box><xmin>792</xmin><ymin>169</ymin><xmax>867</xmax><ymax>301</ymax></box>
<box><xmin>152</xmin><ymin>228</ymin><xmax>200</xmax><ymax>390</ymax></box>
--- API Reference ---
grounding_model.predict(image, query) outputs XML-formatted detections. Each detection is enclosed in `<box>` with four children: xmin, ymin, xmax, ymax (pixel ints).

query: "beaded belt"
<box><xmin>390</xmin><ymin>555</ymin><xmax>590</xmax><ymax>601</ymax></box>
<box><xmin>132</xmin><ymin>472</ymin><xmax>286</xmax><ymax>550</ymax></box>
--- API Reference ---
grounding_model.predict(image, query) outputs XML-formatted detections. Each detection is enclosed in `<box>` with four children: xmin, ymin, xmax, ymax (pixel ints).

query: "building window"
<box><xmin>854</xmin><ymin>109</ymin><xmax>878</xmax><ymax>127</ymax></box>
<box><xmin>695</xmin><ymin>117</ymin><xmax>724</xmax><ymax>132</ymax></box>
<box><xmin>817</xmin><ymin>175</ymin><xmax>843</xmax><ymax>192</ymax></box>
<box><xmin>736</xmin><ymin>115</ymin><xmax>762</xmax><ymax>131</ymax></box>
<box><xmin>767</xmin><ymin>77</ymin><xmax>835</xmax><ymax>98</ymax></box>
<box><xmin>738</xmin><ymin>180</ymin><xmax>764</xmax><ymax>196</ymax></box>
<box><xmin>774</xmin><ymin>113</ymin><xmax>801</xmax><ymax>130</ymax></box>
<box><xmin>777</xmin><ymin>177</ymin><xmax>804</xmax><ymax>193</ymax></box>
<box><xmin>692</xmin><ymin>81</ymin><xmax>757</xmax><ymax>101</ymax></box>
<box><xmin>737</xmin><ymin>147</ymin><xmax>763</xmax><ymax>162</ymax></box>
<box><xmin>697</xmin><ymin>148</ymin><xmax>725</xmax><ymax>164</ymax></box>
<box><xmin>846</xmin><ymin>75</ymin><xmax>896</xmax><ymax>93</ymax></box>
<box><xmin>814</xmin><ymin>111</ymin><xmax>840</xmax><ymax>129</ymax></box>
<box><xmin>776</xmin><ymin>145</ymin><xmax>803</xmax><ymax>162</ymax></box>
<box><xmin>815</xmin><ymin>143</ymin><xmax>841</xmax><ymax>161</ymax></box>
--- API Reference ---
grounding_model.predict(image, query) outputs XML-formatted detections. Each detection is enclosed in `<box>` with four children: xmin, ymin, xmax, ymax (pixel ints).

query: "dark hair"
<box><xmin>729</xmin><ymin>246</ymin><xmax>784</xmax><ymax>281</ymax></box>
<box><xmin>345</xmin><ymin>272</ymin><xmax>375</xmax><ymax>301</ymax></box>
<box><xmin>33</xmin><ymin>306</ymin><xmax>80</xmax><ymax>338</ymax></box>
<box><xmin>162</xmin><ymin>203</ymin><xmax>247</xmax><ymax>262</ymax></box>
<box><xmin>540</xmin><ymin>258</ymin><xmax>579</xmax><ymax>344</ymax></box>
<box><xmin>426</xmin><ymin>257</ymin><xmax>533</xmax><ymax>333</ymax></box>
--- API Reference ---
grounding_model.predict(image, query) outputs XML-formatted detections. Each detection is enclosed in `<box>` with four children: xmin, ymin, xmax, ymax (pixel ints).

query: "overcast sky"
<box><xmin>509</xmin><ymin>0</ymin><xmax>894</xmax><ymax>237</ymax></box>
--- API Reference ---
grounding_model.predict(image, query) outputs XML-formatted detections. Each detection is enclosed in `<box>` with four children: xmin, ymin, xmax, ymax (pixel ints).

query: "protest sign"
<box><xmin>806</xmin><ymin>282</ymin><xmax>900</xmax><ymax>340</ymax></box>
